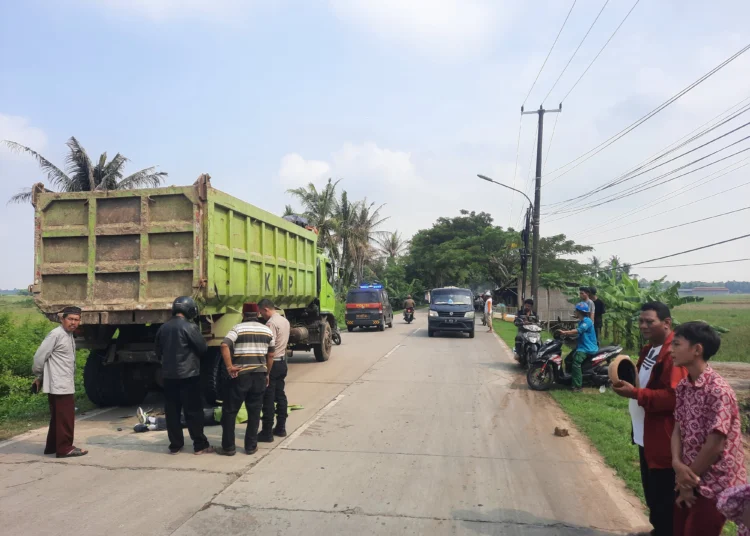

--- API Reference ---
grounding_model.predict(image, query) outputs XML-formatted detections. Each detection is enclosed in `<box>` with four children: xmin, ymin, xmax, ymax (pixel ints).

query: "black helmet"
<box><xmin>172</xmin><ymin>296</ymin><xmax>198</xmax><ymax>319</ymax></box>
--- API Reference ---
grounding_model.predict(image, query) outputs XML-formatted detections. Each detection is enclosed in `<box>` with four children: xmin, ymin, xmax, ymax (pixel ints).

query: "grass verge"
<box><xmin>492</xmin><ymin>317</ymin><xmax>739</xmax><ymax>535</ymax></box>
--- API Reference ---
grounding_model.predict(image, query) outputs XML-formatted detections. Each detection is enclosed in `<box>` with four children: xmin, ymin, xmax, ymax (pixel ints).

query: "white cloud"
<box><xmin>0</xmin><ymin>114</ymin><xmax>47</xmax><ymax>160</ymax></box>
<box><xmin>328</xmin><ymin>0</ymin><xmax>511</xmax><ymax>57</ymax></box>
<box><xmin>278</xmin><ymin>153</ymin><xmax>331</xmax><ymax>186</ymax></box>
<box><xmin>331</xmin><ymin>142</ymin><xmax>421</xmax><ymax>186</ymax></box>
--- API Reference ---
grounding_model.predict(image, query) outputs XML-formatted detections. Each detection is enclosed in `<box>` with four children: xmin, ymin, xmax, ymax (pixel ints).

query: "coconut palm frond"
<box><xmin>118</xmin><ymin>167</ymin><xmax>168</xmax><ymax>190</ymax></box>
<box><xmin>2</xmin><ymin>140</ymin><xmax>71</xmax><ymax>189</ymax></box>
<box><xmin>65</xmin><ymin>136</ymin><xmax>96</xmax><ymax>191</ymax></box>
<box><xmin>7</xmin><ymin>188</ymin><xmax>33</xmax><ymax>205</ymax></box>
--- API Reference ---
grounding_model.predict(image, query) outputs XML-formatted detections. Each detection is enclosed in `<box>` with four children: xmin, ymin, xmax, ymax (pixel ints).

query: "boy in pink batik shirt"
<box><xmin>671</xmin><ymin>321</ymin><xmax>747</xmax><ymax>536</ymax></box>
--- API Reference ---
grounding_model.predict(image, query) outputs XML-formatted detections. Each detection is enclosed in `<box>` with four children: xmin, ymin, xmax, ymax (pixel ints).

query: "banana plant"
<box><xmin>564</xmin><ymin>260</ymin><xmax>727</xmax><ymax>349</ymax></box>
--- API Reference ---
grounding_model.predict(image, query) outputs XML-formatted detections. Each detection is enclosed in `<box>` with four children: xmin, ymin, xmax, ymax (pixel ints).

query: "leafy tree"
<box><xmin>4</xmin><ymin>137</ymin><xmax>167</xmax><ymax>204</ymax></box>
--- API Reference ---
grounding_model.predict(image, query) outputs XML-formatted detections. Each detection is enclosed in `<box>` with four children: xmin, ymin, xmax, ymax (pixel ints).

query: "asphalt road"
<box><xmin>0</xmin><ymin>316</ymin><xmax>648</xmax><ymax>535</ymax></box>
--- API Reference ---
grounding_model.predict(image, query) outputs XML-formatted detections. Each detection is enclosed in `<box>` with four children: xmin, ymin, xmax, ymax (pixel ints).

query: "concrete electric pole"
<box><xmin>522</xmin><ymin>104</ymin><xmax>561</xmax><ymax>303</ymax></box>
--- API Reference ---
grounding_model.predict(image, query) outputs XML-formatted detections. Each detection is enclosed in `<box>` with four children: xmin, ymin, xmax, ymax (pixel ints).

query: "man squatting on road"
<box><xmin>32</xmin><ymin>306</ymin><xmax>88</xmax><ymax>458</ymax></box>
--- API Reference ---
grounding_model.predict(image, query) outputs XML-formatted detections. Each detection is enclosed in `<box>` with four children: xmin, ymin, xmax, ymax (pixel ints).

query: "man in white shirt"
<box><xmin>612</xmin><ymin>301</ymin><xmax>686</xmax><ymax>536</ymax></box>
<box><xmin>484</xmin><ymin>292</ymin><xmax>493</xmax><ymax>333</ymax></box>
<box><xmin>32</xmin><ymin>306</ymin><xmax>88</xmax><ymax>458</ymax></box>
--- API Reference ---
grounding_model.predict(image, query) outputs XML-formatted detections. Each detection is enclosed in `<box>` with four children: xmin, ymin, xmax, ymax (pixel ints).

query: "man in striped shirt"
<box><xmin>217</xmin><ymin>308</ymin><xmax>275</xmax><ymax>456</ymax></box>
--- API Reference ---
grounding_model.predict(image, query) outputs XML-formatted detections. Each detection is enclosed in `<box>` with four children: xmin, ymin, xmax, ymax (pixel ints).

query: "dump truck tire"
<box><xmin>83</xmin><ymin>351</ymin><xmax>142</xmax><ymax>407</ymax></box>
<box><xmin>314</xmin><ymin>322</ymin><xmax>332</xmax><ymax>362</ymax></box>
<box><xmin>201</xmin><ymin>348</ymin><xmax>228</xmax><ymax>407</ymax></box>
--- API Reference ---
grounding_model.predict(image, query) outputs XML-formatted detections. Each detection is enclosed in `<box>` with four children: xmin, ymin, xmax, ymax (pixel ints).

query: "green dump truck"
<box><xmin>30</xmin><ymin>175</ymin><xmax>337</xmax><ymax>406</ymax></box>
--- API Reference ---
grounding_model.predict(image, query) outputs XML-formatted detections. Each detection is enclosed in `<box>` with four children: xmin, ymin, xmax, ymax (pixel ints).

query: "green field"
<box><xmin>673</xmin><ymin>294</ymin><xmax>750</xmax><ymax>363</ymax></box>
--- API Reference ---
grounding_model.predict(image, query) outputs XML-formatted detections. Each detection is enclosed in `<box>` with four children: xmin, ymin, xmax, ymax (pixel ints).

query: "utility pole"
<box><xmin>522</xmin><ymin>104</ymin><xmax>561</xmax><ymax>304</ymax></box>
<box><xmin>520</xmin><ymin>206</ymin><xmax>531</xmax><ymax>302</ymax></box>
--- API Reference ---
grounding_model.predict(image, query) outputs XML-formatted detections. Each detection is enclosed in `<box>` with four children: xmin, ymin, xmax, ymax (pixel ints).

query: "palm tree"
<box><xmin>349</xmin><ymin>199</ymin><xmax>389</xmax><ymax>284</ymax></box>
<box><xmin>588</xmin><ymin>256</ymin><xmax>602</xmax><ymax>276</ymax></box>
<box><xmin>375</xmin><ymin>231</ymin><xmax>408</xmax><ymax>258</ymax></box>
<box><xmin>334</xmin><ymin>190</ymin><xmax>358</xmax><ymax>289</ymax></box>
<box><xmin>287</xmin><ymin>178</ymin><xmax>340</xmax><ymax>256</ymax></box>
<box><xmin>4</xmin><ymin>137</ymin><xmax>167</xmax><ymax>204</ymax></box>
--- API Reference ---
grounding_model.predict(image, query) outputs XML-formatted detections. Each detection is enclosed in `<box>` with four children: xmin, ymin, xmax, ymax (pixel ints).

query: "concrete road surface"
<box><xmin>0</xmin><ymin>316</ymin><xmax>648</xmax><ymax>535</ymax></box>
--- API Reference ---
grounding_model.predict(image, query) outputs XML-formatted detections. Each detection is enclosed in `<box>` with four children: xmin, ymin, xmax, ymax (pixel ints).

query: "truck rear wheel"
<box><xmin>83</xmin><ymin>351</ymin><xmax>149</xmax><ymax>407</ymax></box>
<box><xmin>201</xmin><ymin>348</ymin><xmax>229</xmax><ymax>406</ymax></box>
<box><xmin>314</xmin><ymin>322</ymin><xmax>332</xmax><ymax>362</ymax></box>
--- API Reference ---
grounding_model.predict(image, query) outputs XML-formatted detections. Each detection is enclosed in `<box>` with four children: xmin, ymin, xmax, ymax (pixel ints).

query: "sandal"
<box><xmin>194</xmin><ymin>446</ymin><xmax>215</xmax><ymax>455</ymax></box>
<box><xmin>56</xmin><ymin>447</ymin><xmax>88</xmax><ymax>458</ymax></box>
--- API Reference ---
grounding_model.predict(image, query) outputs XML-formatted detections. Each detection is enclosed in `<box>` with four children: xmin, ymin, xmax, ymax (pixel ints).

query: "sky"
<box><xmin>1</xmin><ymin>0</ymin><xmax>749</xmax><ymax>289</ymax></box>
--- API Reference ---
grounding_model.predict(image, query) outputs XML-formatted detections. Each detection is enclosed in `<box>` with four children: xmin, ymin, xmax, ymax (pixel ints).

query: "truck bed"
<box><xmin>32</xmin><ymin>175</ymin><xmax>319</xmax><ymax>324</ymax></box>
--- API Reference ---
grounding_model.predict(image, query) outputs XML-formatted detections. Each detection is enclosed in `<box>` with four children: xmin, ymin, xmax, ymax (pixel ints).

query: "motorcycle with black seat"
<box><xmin>526</xmin><ymin>332</ymin><xmax>623</xmax><ymax>391</ymax></box>
<box><xmin>404</xmin><ymin>307</ymin><xmax>414</xmax><ymax>324</ymax></box>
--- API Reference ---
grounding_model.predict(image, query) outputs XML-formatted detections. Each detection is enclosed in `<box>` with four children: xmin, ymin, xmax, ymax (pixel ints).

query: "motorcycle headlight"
<box><xmin>429</xmin><ymin>310</ymin><xmax>438</xmax><ymax>317</ymax></box>
<box><xmin>464</xmin><ymin>311</ymin><xmax>475</xmax><ymax>319</ymax></box>
<box><xmin>528</xmin><ymin>335</ymin><xmax>540</xmax><ymax>343</ymax></box>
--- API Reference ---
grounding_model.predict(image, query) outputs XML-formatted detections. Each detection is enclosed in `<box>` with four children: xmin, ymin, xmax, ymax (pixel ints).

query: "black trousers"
<box><xmin>594</xmin><ymin>323</ymin><xmax>602</xmax><ymax>343</ymax></box>
<box><xmin>639</xmin><ymin>446</ymin><xmax>675</xmax><ymax>536</ymax></box>
<box><xmin>163</xmin><ymin>376</ymin><xmax>210</xmax><ymax>453</ymax></box>
<box><xmin>262</xmin><ymin>360</ymin><xmax>288</xmax><ymax>430</ymax></box>
<box><xmin>221</xmin><ymin>372</ymin><xmax>266</xmax><ymax>451</ymax></box>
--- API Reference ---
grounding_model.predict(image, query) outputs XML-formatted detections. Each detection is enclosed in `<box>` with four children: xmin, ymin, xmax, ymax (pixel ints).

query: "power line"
<box><xmin>548</xmin><ymin>140</ymin><xmax>750</xmax><ymax>217</ymax></box>
<box><xmin>589</xmin><ymin>207</ymin><xmax>750</xmax><ymax>245</ymax></box>
<box><xmin>561</xmin><ymin>0</ymin><xmax>641</xmax><ymax>103</ymax></box>
<box><xmin>507</xmin><ymin>116</ymin><xmax>524</xmax><ymax>230</ymax></box>
<box><xmin>544</xmin><ymin>113</ymin><xmax>560</xmax><ymax>168</ymax></box>
<box><xmin>628</xmin><ymin>234</ymin><xmax>750</xmax><ymax>268</ymax></box>
<box><xmin>545</xmin><ymin>96</ymin><xmax>750</xmax><ymax>211</ymax></box>
<box><xmin>636</xmin><ymin>258</ymin><xmax>750</xmax><ymax>269</ymax></box>
<box><xmin>575</xmin><ymin>165</ymin><xmax>750</xmax><ymax>238</ymax></box>
<box><xmin>543</xmin><ymin>0</ymin><xmax>610</xmax><ymax>104</ymax></box>
<box><xmin>545</xmin><ymin>105</ymin><xmax>750</xmax><ymax>212</ymax></box>
<box><xmin>517</xmin><ymin>126</ymin><xmax>538</xmax><ymax>229</ymax></box>
<box><xmin>544</xmin><ymin>42</ymin><xmax>750</xmax><ymax>185</ymax></box>
<box><xmin>522</xmin><ymin>0</ymin><xmax>577</xmax><ymax>106</ymax></box>
<box><xmin>572</xmin><ymin>160</ymin><xmax>750</xmax><ymax>237</ymax></box>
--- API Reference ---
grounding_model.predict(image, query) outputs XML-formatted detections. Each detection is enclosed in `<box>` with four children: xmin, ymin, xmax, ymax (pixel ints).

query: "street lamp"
<box><xmin>477</xmin><ymin>174</ymin><xmax>533</xmax><ymax>301</ymax></box>
<box><xmin>477</xmin><ymin>174</ymin><xmax>533</xmax><ymax>209</ymax></box>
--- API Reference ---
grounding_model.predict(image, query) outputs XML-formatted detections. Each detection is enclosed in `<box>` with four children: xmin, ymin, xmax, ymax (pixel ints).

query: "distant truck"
<box><xmin>30</xmin><ymin>175</ymin><xmax>337</xmax><ymax>406</ymax></box>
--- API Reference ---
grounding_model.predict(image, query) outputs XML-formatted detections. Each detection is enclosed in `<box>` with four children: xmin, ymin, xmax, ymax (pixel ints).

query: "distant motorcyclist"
<box><xmin>514</xmin><ymin>299</ymin><xmax>538</xmax><ymax>356</ymax></box>
<box><xmin>558</xmin><ymin>302</ymin><xmax>599</xmax><ymax>393</ymax></box>
<box><xmin>403</xmin><ymin>295</ymin><xmax>416</xmax><ymax>310</ymax></box>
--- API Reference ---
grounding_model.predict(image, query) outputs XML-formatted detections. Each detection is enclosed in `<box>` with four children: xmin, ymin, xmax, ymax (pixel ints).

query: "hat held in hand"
<box><xmin>609</xmin><ymin>355</ymin><xmax>639</xmax><ymax>387</ymax></box>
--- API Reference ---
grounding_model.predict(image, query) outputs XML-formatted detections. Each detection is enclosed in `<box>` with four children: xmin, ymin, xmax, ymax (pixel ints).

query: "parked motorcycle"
<box><xmin>526</xmin><ymin>334</ymin><xmax>623</xmax><ymax>391</ymax></box>
<box><xmin>514</xmin><ymin>323</ymin><xmax>542</xmax><ymax>368</ymax></box>
<box><xmin>404</xmin><ymin>307</ymin><xmax>415</xmax><ymax>324</ymax></box>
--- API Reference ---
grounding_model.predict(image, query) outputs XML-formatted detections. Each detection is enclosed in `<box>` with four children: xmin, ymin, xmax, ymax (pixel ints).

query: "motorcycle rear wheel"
<box><xmin>527</xmin><ymin>363</ymin><xmax>554</xmax><ymax>391</ymax></box>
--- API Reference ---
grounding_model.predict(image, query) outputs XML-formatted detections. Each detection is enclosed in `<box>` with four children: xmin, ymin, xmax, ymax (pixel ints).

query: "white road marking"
<box><xmin>382</xmin><ymin>343</ymin><xmax>402</xmax><ymax>358</ymax></box>
<box><xmin>282</xmin><ymin>341</ymin><xmax>403</xmax><ymax>450</ymax></box>
<box><xmin>281</xmin><ymin>394</ymin><xmax>345</xmax><ymax>449</ymax></box>
<box><xmin>0</xmin><ymin>406</ymin><xmax>116</xmax><ymax>450</ymax></box>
